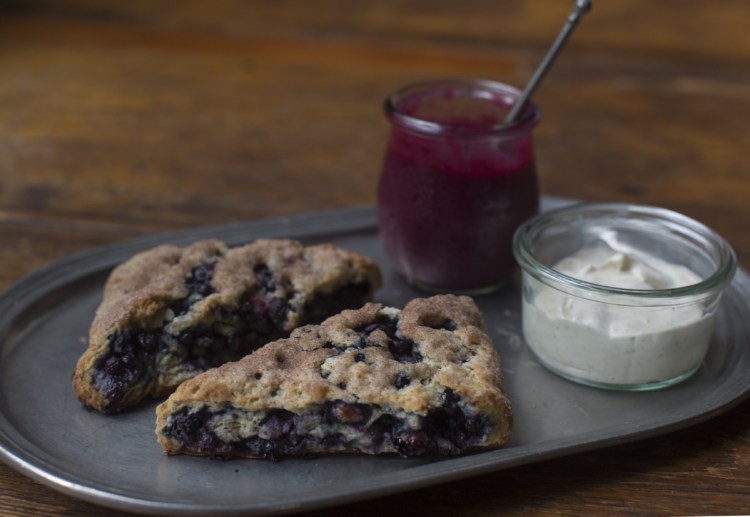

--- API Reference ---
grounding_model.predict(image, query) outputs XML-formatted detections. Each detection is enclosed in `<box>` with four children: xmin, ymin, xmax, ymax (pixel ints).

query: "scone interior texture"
<box><xmin>156</xmin><ymin>295</ymin><xmax>512</xmax><ymax>459</ymax></box>
<box><xmin>73</xmin><ymin>239</ymin><xmax>381</xmax><ymax>414</ymax></box>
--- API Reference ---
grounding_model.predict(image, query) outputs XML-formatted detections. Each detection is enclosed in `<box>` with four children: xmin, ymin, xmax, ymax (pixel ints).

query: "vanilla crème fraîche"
<box><xmin>522</xmin><ymin>240</ymin><xmax>713</xmax><ymax>387</ymax></box>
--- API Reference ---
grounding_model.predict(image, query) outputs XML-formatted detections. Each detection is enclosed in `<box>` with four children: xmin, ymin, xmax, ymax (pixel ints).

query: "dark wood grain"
<box><xmin>1</xmin><ymin>1</ymin><xmax>749</xmax><ymax>515</ymax></box>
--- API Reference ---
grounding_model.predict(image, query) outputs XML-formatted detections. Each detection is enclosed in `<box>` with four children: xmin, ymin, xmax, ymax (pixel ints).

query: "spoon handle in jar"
<box><xmin>504</xmin><ymin>0</ymin><xmax>592</xmax><ymax>124</ymax></box>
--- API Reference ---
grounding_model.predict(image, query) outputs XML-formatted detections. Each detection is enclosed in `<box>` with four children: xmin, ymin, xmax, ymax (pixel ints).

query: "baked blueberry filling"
<box><xmin>161</xmin><ymin>404</ymin><xmax>232</xmax><ymax>456</ymax></box>
<box><xmin>430</xmin><ymin>319</ymin><xmax>458</xmax><ymax>331</ymax></box>
<box><xmin>320</xmin><ymin>315</ymin><xmax>423</xmax><ymax>364</ymax></box>
<box><xmin>161</xmin><ymin>390</ymin><xmax>488</xmax><ymax>459</ymax></box>
<box><xmin>92</xmin><ymin>330</ymin><xmax>163</xmax><ymax>410</ymax></box>
<box><xmin>92</xmin><ymin>278</ymin><xmax>373</xmax><ymax>412</ymax></box>
<box><xmin>253</xmin><ymin>264</ymin><xmax>277</xmax><ymax>293</ymax></box>
<box><xmin>394</xmin><ymin>373</ymin><xmax>411</xmax><ymax>389</ymax></box>
<box><xmin>186</xmin><ymin>262</ymin><xmax>217</xmax><ymax>297</ymax></box>
<box><xmin>170</xmin><ymin>262</ymin><xmax>218</xmax><ymax>317</ymax></box>
<box><xmin>300</xmin><ymin>283</ymin><xmax>371</xmax><ymax>325</ymax></box>
<box><xmin>326</xmin><ymin>400</ymin><xmax>371</xmax><ymax>425</ymax></box>
<box><xmin>356</xmin><ymin>316</ymin><xmax>422</xmax><ymax>363</ymax></box>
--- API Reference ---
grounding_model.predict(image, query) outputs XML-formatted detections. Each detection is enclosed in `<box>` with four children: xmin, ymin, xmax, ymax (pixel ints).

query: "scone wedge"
<box><xmin>156</xmin><ymin>295</ymin><xmax>512</xmax><ymax>459</ymax></box>
<box><xmin>73</xmin><ymin>239</ymin><xmax>381</xmax><ymax>414</ymax></box>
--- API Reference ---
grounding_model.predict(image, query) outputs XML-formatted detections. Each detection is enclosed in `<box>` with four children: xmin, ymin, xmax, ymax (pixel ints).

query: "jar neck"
<box><xmin>384</xmin><ymin>79</ymin><xmax>541</xmax><ymax>140</ymax></box>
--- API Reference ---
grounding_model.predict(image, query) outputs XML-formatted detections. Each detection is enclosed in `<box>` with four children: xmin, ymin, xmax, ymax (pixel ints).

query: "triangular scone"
<box><xmin>73</xmin><ymin>239</ymin><xmax>381</xmax><ymax>414</ymax></box>
<box><xmin>155</xmin><ymin>295</ymin><xmax>512</xmax><ymax>459</ymax></box>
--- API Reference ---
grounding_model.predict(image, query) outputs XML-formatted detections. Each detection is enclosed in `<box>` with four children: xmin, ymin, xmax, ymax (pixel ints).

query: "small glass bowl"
<box><xmin>513</xmin><ymin>202</ymin><xmax>736</xmax><ymax>391</ymax></box>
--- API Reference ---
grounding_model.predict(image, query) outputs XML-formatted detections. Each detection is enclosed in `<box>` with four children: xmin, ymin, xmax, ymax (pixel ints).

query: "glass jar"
<box><xmin>513</xmin><ymin>202</ymin><xmax>737</xmax><ymax>390</ymax></box>
<box><xmin>377</xmin><ymin>79</ymin><xmax>541</xmax><ymax>294</ymax></box>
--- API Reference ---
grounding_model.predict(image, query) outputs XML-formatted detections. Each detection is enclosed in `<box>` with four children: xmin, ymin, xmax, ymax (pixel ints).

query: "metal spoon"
<box><xmin>504</xmin><ymin>0</ymin><xmax>593</xmax><ymax>124</ymax></box>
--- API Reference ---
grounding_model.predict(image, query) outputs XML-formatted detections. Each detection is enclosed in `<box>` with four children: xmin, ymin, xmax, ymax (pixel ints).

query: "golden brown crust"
<box><xmin>73</xmin><ymin>238</ymin><xmax>381</xmax><ymax>413</ymax></box>
<box><xmin>155</xmin><ymin>295</ymin><xmax>512</xmax><ymax>456</ymax></box>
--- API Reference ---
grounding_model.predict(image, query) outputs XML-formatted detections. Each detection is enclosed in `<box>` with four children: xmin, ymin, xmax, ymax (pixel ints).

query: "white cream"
<box><xmin>522</xmin><ymin>242</ymin><xmax>714</xmax><ymax>387</ymax></box>
<box><xmin>552</xmin><ymin>242</ymin><xmax>700</xmax><ymax>290</ymax></box>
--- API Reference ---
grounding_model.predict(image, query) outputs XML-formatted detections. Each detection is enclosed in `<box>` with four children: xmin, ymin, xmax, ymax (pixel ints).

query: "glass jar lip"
<box><xmin>513</xmin><ymin>202</ymin><xmax>738</xmax><ymax>300</ymax></box>
<box><xmin>384</xmin><ymin>78</ymin><xmax>541</xmax><ymax>139</ymax></box>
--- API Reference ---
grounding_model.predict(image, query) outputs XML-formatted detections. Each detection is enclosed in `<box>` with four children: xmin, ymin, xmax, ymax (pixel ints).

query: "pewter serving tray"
<box><xmin>1</xmin><ymin>200</ymin><xmax>750</xmax><ymax>516</ymax></box>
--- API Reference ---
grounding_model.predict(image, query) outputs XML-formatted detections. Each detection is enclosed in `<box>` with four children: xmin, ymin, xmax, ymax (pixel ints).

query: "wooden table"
<box><xmin>2</xmin><ymin>1</ymin><xmax>749</xmax><ymax>515</ymax></box>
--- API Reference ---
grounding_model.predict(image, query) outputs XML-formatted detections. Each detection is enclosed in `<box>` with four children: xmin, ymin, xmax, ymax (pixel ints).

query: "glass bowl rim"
<box><xmin>513</xmin><ymin>201</ymin><xmax>737</xmax><ymax>300</ymax></box>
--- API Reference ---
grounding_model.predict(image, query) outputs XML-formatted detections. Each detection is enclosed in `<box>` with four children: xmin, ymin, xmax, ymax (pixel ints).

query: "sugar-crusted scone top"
<box><xmin>90</xmin><ymin>238</ymin><xmax>381</xmax><ymax>342</ymax></box>
<box><xmin>157</xmin><ymin>295</ymin><xmax>512</xmax><ymax>450</ymax></box>
<box><xmin>74</xmin><ymin>238</ymin><xmax>381</xmax><ymax>413</ymax></box>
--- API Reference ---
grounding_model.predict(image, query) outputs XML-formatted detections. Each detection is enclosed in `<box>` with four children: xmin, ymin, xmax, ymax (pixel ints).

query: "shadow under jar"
<box><xmin>377</xmin><ymin>79</ymin><xmax>540</xmax><ymax>294</ymax></box>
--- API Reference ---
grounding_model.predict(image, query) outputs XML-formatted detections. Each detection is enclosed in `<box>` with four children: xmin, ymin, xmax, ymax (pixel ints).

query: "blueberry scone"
<box><xmin>155</xmin><ymin>295</ymin><xmax>512</xmax><ymax>459</ymax></box>
<box><xmin>73</xmin><ymin>239</ymin><xmax>381</xmax><ymax>414</ymax></box>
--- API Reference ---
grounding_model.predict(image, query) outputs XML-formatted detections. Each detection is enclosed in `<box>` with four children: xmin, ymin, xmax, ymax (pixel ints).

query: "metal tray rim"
<box><xmin>1</xmin><ymin>201</ymin><xmax>749</xmax><ymax>516</ymax></box>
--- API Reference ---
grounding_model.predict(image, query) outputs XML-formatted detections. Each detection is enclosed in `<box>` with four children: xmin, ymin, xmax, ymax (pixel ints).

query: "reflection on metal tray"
<box><xmin>1</xmin><ymin>199</ymin><xmax>749</xmax><ymax>516</ymax></box>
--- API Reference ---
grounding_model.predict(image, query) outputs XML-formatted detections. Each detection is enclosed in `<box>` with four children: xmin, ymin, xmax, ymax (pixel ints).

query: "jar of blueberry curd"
<box><xmin>377</xmin><ymin>79</ymin><xmax>541</xmax><ymax>294</ymax></box>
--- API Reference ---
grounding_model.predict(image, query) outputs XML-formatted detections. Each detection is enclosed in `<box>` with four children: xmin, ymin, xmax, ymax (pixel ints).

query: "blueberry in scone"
<box><xmin>73</xmin><ymin>239</ymin><xmax>381</xmax><ymax>414</ymax></box>
<box><xmin>155</xmin><ymin>295</ymin><xmax>512</xmax><ymax>459</ymax></box>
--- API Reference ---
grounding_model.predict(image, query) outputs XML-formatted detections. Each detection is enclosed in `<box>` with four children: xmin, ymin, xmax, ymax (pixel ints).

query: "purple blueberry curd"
<box><xmin>378</xmin><ymin>80</ymin><xmax>540</xmax><ymax>292</ymax></box>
